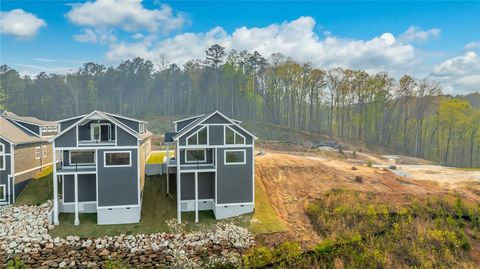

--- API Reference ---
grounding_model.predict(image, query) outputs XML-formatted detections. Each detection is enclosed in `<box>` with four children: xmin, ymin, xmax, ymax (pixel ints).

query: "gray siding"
<box><xmin>209</xmin><ymin>125</ymin><xmax>224</xmax><ymax>145</ymax></box>
<box><xmin>204</xmin><ymin>114</ymin><xmax>231</xmax><ymax>124</ymax></box>
<box><xmin>11</xmin><ymin>121</ymin><xmax>40</xmax><ymax>136</ymax></box>
<box><xmin>216</xmin><ymin>147</ymin><xmax>253</xmax><ymax>204</ymax></box>
<box><xmin>117</xmin><ymin>127</ymin><xmax>137</xmax><ymax>146</ymax></box>
<box><xmin>176</xmin><ymin>117</ymin><xmax>199</xmax><ymax>132</ymax></box>
<box><xmin>63</xmin><ymin>174</ymin><xmax>96</xmax><ymax>203</ymax></box>
<box><xmin>180</xmin><ymin>172</ymin><xmax>195</xmax><ymax>200</ymax></box>
<box><xmin>180</xmin><ymin>172</ymin><xmax>214</xmax><ymax>201</ymax></box>
<box><xmin>60</xmin><ymin>118</ymin><xmax>81</xmax><ymax>131</ymax></box>
<box><xmin>55</xmin><ymin>127</ymin><xmax>77</xmax><ymax>148</ymax></box>
<box><xmin>78</xmin><ymin>124</ymin><xmax>90</xmax><ymax>140</ymax></box>
<box><xmin>97</xmin><ymin>149</ymin><xmax>138</xmax><ymax>206</ymax></box>
<box><xmin>111</xmin><ymin>116</ymin><xmax>140</xmax><ymax>132</ymax></box>
<box><xmin>198</xmin><ymin>172</ymin><xmax>214</xmax><ymax>199</ymax></box>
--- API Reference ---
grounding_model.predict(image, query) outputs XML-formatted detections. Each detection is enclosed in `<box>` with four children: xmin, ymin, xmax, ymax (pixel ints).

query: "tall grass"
<box><xmin>242</xmin><ymin>190</ymin><xmax>480</xmax><ymax>268</ymax></box>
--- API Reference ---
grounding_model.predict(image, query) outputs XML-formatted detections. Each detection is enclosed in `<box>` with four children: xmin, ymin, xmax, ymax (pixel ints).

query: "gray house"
<box><xmin>165</xmin><ymin>111</ymin><xmax>257</xmax><ymax>223</ymax></box>
<box><xmin>51</xmin><ymin>111</ymin><xmax>152</xmax><ymax>225</ymax></box>
<box><xmin>1</xmin><ymin>112</ymin><xmax>58</xmax><ymax>205</ymax></box>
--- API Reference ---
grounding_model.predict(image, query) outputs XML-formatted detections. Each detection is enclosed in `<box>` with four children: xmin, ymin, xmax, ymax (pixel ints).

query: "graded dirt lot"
<box><xmin>253</xmin><ymin>152</ymin><xmax>465</xmax><ymax>247</ymax></box>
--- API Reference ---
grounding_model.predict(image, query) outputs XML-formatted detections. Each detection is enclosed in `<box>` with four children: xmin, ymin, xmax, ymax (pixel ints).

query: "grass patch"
<box><xmin>249</xmin><ymin>180</ymin><xmax>287</xmax><ymax>235</ymax></box>
<box><xmin>146</xmin><ymin>151</ymin><xmax>173</xmax><ymax>164</ymax></box>
<box><xmin>15</xmin><ymin>166</ymin><xmax>53</xmax><ymax>206</ymax></box>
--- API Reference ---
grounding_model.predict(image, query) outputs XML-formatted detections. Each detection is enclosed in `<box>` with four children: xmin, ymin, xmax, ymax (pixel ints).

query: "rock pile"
<box><xmin>1</xmin><ymin>202</ymin><xmax>254</xmax><ymax>268</ymax></box>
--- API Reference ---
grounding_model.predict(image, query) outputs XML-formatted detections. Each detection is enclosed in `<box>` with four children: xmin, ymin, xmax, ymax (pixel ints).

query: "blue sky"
<box><xmin>1</xmin><ymin>1</ymin><xmax>479</xmax><ymax>94</ymax></box>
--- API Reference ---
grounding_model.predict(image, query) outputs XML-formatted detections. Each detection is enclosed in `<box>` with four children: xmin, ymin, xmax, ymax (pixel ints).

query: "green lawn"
<box><xmin>15</xmin><ymin>168</ymin><xmax>285</xmax><ymax>237</ymax></box>
<box><xmin>15</xmin><ymin>165</ymin><xmax>54</xmax><ymax>206</ymax></box>
<box><xmin>249</xmin><ymin>180</ymin><xmax>287</xmax><ymax>234</ymax></box>
<box><xmin>146</xmin><ymin>151</ymin><xmax>174</xmax><ymax>164</ymax></box>
<box><xmin>49</xmin><ymin>175</ymin><xmax>285</xmax><ymax>237</ymax></box>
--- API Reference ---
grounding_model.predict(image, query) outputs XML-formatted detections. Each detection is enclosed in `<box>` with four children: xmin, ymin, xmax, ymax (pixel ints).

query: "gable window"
<box><xmin>224</xmin><ymin>150</ymin><xmax>246</xmax><ymax>165</ymax></box>
<box><xmin>225</xmin><ymin>126</ymin><xmax>245</xmax><ymax>145</ymax></box>
<box><xmin>185</xmin><ymin>149</ymin><xmax>206</xmax><ymax>163</ymax></box>
<box><xmin>104</xmin><ymin>151</ymin><xmax>131</xmax><ymax>167</ymax></box>
<box><xmin>186</xmin><ymin>126</ymin><xmax>208</xmax><ymax>145</ymax></box>
<box><xmin>52</xmin><ymin>126</ymin><xmax>58</xmax><ymax>132</ymax></box>
<box><xmin>0</xmin><ymin>143</ymin><xmax>5</xmax><ymax>170</ymax></box>
<box><xmin>70</xmin><ymin>150</ymin><xmax>95</xmax><ymax>165</ymax></box>
<box><xmin>42</xmin><ymin>126</ymin><xmax>48</xmax><ymax>133</ymax></box>
<box><xmin>43</xmin><ymin>146</ymin><xmax>47</xmax><ymax>158</ymax></box>
<box><xmin>35</xmin><ymin>147</ymin><xmax>41</xmax><ymax>159</ymax></box>
<box><xmin>0</xmin><ymin>184</ymin><xmax>5</xmax><ymax>201</ymax></box>
<box><xmin>48</xmin><ymin>126</ymin><xmax>53</xmax><ymax>132</ymax></box>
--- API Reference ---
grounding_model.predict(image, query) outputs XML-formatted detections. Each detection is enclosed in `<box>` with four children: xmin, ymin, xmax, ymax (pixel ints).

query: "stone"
<box><xmin>59</xmin><ymin>261</ymin><xmax>66</xmax><ymax>268</ymax></box>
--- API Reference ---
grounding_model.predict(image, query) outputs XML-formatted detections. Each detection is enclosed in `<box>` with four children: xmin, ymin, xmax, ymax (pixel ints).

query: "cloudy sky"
<box><xmin>1</xmin><ymin>0</ymin><xmax>479</xmax><ymax>94</ymax></box>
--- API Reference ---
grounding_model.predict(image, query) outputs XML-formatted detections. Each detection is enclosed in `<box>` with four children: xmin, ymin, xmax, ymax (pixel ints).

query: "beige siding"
<box><xmin>139</xmin><ymin>138</ymin><xmax>150</xmax><ymax>192</ymax></box>
<box><xmin>13</xmin><ymin>142</ymin><xmax>53</xmax><ymax>183</ymax></box>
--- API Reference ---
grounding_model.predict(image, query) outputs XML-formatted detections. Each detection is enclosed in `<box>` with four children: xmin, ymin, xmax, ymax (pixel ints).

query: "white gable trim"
<box><xmin>173</xmin><ymin>111</ymin><xmax>257</xmax><ymax>141</ymax></box>
<box><xmin>50</xmin><ymin>111</ymin><xmax>139</xmax><ymax>143</ymax></box>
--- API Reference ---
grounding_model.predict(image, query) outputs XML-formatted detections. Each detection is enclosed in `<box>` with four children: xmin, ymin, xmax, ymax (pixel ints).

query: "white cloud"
<box><xmin>106</xmin><ymin>16</ymin><xmax>417</xmax><ymax>76</ymax></box>
<box><xmin>0</xmin><ymin>9</ymin><xmax>46</xmax><ymax>38</ymax></box>
<box><xmin>74</xmin><ymin>28</ymin><xmax>116</xmax><ymax>44</ymax></box>
<box><xmin>430</xmin><ymin>50</ymin><xmax>480</xmax><ymax>94</ymax></box>
<box><xmin>464</xmin><ymin>41</ymin><xmax>480</xmax><ymax>50</ymax></box>
<box><xmin>398</xmin><ymin>26</ymin><xmax>441</xmax><ymax>43</ymax></box>
<box><xmin>66</xmin><ymin>0</ymin><xmax>186</xmax><ymax>33</ymax></box>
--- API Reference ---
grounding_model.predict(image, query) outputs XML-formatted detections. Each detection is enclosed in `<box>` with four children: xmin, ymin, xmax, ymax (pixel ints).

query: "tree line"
<box><xmin>1</xmin><ymin>44</ymin><xmax>479</xmax><ymax>167</ymax></box>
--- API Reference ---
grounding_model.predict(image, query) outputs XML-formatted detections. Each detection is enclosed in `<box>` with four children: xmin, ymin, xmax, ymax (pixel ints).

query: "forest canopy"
<box><xmin>1</xmin><ymin>45</ymin><xmax>479</xmax><ymax>168</ymax></box>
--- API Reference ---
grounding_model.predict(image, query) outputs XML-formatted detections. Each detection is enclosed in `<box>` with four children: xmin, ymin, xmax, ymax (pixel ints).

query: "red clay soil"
<box><xmin>254</xmin><ymin>153</ymin><xmax>462</xmax><ymax>247</ymax></box>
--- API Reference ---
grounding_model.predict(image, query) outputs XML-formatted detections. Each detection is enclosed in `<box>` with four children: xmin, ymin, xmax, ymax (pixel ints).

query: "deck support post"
<box><xmin>53</xmin><ymin>147</ymin><xmax>59</xmax><ymax>225</ymax></box>
<box><xmin>74</xmin><ymin>174</ymin><xmax>79</xmax><ymax>225</ymax></box>
<box><xmin>166</xmin><ymin>145</ymin><xmax>170</xmax><ymax>194</ymax></box>
<box><xmin>177</xmin><ymin>145</ymin><xmax>181</xmax><ymax>223</ymax></box>
<box><xmin>195</xmin><ymin>171</ymin><xmax>199</xmax><ymax>223</ymax></box>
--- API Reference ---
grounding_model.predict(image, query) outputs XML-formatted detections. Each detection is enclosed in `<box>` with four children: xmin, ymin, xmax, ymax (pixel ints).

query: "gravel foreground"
<box><xmin>0</xmin><ymin>201</ymin><xmax>254</xmax><ymax>268</ymax></box>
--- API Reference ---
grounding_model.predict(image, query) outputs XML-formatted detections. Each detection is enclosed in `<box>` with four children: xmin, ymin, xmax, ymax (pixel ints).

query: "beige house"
<box><xmin>0</xmin><ymin>111</ymin><xmax>58</xmax><ymax>204</ymax></box>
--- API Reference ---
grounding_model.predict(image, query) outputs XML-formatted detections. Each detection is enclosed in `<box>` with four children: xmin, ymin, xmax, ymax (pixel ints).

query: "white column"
<box><xmin>166</xmin><ymin>145</ymin><xmax>169</xmax><ymax>194</ymax></box>
<box><xmin>74</xmin><ymin>174</ymin><xmax>79</xmax><ymax>225</ymax></box>
<box><xmin>52</xmin><ymin>146</ymin><xmax>59</xmax><ymax>225</ymax></box>
<box><xmin>176</xmin><ymin>145</ymin><xmax>181</xmax><ymax>223</ymax></box>
<box><xmin>195</xmin><ymin>172</ymin><xmax>199</xmax><ymax>223</ymax></box>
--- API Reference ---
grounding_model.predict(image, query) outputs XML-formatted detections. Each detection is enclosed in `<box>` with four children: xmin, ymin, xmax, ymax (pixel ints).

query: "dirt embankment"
<box><xmin>254</xmin><ymin>153</ymin><xmax>473</xmax><ymax>247</ymax></box>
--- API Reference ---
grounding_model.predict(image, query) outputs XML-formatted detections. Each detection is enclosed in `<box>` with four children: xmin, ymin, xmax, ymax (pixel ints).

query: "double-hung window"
<box><xmin>0</xmin><ymin>184</ymin><xmax>6</xmax><ymax>201</ymax></box>
<box><xmin>35</xmin><ymin>147</ymin><xmax>41</xmax><ymax>159</ymax></box>
<box><xmin>0</xmin><ymin>143</ymin><xmax>5</xmax><ymax>170</ymax></box>
<box><xmin>43</xmin><ymin>146</ymin><xmax>47</xmax><ymax>158</ymax></box>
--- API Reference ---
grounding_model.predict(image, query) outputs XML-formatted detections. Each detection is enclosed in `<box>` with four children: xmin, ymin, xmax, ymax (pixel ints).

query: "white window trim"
<box><xmin>48</xmin><ymin>126</ymin><xmax>53</xmax><ymax>132</ymax></box>
<box><xmin>186</xmin><ymin>126</ymin><xmax>209</xmax><ymax>146</ymax></box>
<box><xmin>184</xmin><ymin>149</ymin><xmax>207</xmax><ymax>163</ymax></box>
<box><xmin>224</xmin><ymin>149</ymin><xmax>246</xmax><ymax>165</ymax></box>
<box><xmin>43</xmin><ymin>146</ymin><xmax>47</xmax><ymax>158</ymax></box>
<box><xmin>0</xmin><ymin>142</ymin><xmax>5</xmax><ymax>170</ymax></box>
<box><xmin>42</xmin><ymin>126</ymin><xmax>48</xmax><ymax>132</ymax></box>
<box><xmin>69</xmin><ymin>150</ymin><xmax>96</xmax><ymax>166</ymax></box>
<box><xmin>0</xmin><ymin>184</ymin><xmax>6</xmax><ymax>201</ymax></box>
<box><xmin>104</xmin><ymin>150</ymin><xmax>132</xmax><ymax>168</ymax></box>
<box><xmin>35</xmin><ymin>147</ymin><xmax>41</xmax><ymax>159</ymax></box>
<box><xmin>224</xmin><ymin>125</ymin><xmax>246</xmax><ymax>145</ymax></box>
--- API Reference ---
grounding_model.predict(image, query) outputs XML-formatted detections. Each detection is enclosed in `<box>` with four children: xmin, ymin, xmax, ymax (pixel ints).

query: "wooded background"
<box><xmin>1</xmin><ymin>45</ymin><xmax>479</xmax><ymax>168</ymax></box>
